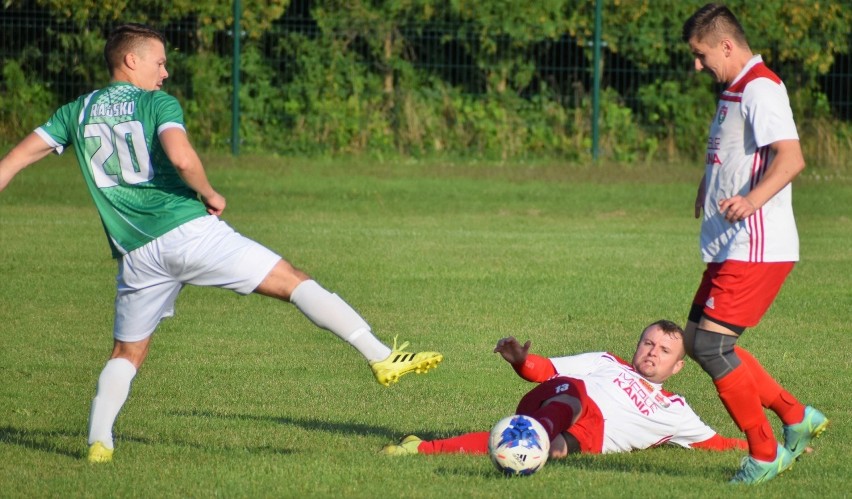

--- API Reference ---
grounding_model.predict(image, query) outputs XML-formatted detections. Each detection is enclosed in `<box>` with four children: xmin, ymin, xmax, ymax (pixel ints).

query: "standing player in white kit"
<box><xmin>681</xmin><ymin>3</ymin><xmax>827</xmax><ymax>484</ymax></box>
<box><xmin>0</xmin><ymin>23</ymin><xmax>442</xmax><ymax>464</ymax></box>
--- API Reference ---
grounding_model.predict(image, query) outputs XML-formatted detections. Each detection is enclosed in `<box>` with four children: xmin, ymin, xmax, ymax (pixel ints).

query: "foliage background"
<box><xmin>1</xmin><ymin>0</ymin><xmax>851</xmax><ymax>166</ymax></box>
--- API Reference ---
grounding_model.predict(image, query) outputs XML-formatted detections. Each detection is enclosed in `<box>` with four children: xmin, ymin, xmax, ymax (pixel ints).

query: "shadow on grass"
<box><xmin>544</xmin><ymin>452</ymin><xmax>736</xmax><ymax>481</ymax></box>
<box><xmin>170</xmin><ymin>408</ymin><xmax>448</xmax><ymax>442</ymax></box>
<box><xmin>0</xmin><ymin>424</ymin><xmax>295</xmax><ymax>460</ymax></box>
<box><xmin>426</xmin><ymin>448</ymin><xmax>736</xmax><ymax>481</ymax></box>
<box><xmin>166</xmin><ymin>409</ymin><xmax>737</xmax><ymax>481</ymax></box>
<box><xmin>0</xmin><ymin>426</ymin><xmax>84</xmax><ymax>459</ymax></box>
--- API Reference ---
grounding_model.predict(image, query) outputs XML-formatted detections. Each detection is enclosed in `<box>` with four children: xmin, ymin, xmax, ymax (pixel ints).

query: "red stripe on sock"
<box><xmin>714</xmin><ymin>363</ymin><xmax>777</xmax><ymax>461</ymax></box>
<box><xmin>734</xmin><ymin>346</ymin><xmax>805</xmax><ymax>425</ymax></box>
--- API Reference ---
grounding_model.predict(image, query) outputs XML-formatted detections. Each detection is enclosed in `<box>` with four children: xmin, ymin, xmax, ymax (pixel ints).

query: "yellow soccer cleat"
<box><xmin>381</xmin><ymin>435</ymin><xmax>423</xmax><ymax>456</ymax></box>
<box><xmin>87</xmin><ymin>441</ymin><xmax>114</xmax><ymax>464</ymax></box>
<box><xmin>370</xmin><ymin>336</ymin><xmax>443</xmax><ymax>386</ymax></box>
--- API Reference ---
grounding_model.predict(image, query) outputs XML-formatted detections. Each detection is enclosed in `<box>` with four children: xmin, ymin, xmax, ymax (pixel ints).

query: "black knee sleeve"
<box><xmin>692</xmin><ymin>329</ymin><xmax>741</xmax><ymax>380</ymax></box>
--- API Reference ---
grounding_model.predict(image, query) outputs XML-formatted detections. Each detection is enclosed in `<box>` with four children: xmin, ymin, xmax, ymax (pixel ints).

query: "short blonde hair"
<box><xmin>104</xmin><ymin>23</ymin><xmax>166</xmax><ymax>74</ymax></box>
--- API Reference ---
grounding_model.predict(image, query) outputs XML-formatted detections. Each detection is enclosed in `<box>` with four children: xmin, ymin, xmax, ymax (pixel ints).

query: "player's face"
<box><xmin>688</xmin><ymin>37</ymin><xmax>729</xmax><ymax>84</ymax></box>
<box><xmin>632</xmin><ymin>326</ymin><xmax>685</xmax><ymax>383</ymax></box>
<box><xmin>133</xmin><ymin>38</ymin><xmax>169</xmax><ymax>91</ymax></box>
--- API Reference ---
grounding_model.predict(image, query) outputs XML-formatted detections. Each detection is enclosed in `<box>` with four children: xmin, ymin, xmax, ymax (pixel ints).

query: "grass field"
<box><xmin>0</xmin><ymin>154</ymin><xmax>849</xmax><ymax>498</ymax></box>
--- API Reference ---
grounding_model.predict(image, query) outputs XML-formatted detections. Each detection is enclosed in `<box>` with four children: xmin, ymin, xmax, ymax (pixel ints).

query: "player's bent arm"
<box><xmin>743</xmin><ymin>139</ymin><xmax>805</xmax><ymax>210</ymax></box>
<box><xmin>0</xmin><ymin>133</ymin><xmax>54</xmax><ymax>193</ymax></box>
<box><xmin>159</xmin><ymin>127</ymin><xmax>225</xmax><ymax>215</ymax></box>
<box><xmin>689</xmin><ymin>433</ymin><xmax>747</xmax><ymax>451</ymax></box>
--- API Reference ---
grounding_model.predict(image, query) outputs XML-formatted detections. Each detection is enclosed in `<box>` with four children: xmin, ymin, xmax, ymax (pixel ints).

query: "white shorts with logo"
<box><xmin>114</xmin><ymin>215</ymin><xmax>281</xmax><ymax>342</ymax></box>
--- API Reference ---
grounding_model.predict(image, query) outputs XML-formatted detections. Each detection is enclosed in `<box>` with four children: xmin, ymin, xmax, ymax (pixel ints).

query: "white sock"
<box><xmin>88</xmin><ymin>358</ymin><xmax>137</xmax><ymax>448</ymax></box>
<box><xmin>290</xmin><ymin>280</ymin><xmax>391</xmax><ymax>362</ymax></box>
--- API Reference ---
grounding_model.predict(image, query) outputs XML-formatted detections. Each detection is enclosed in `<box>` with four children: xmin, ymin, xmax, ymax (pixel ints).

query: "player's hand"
<box><xmin>718</xmin><ymin>195</ymin><xmax>756</xmax><ymax>223</ymax></box>
<box><xmin>494</xmin><ymin>336</ymin><xmax>531</xmax><ymax>365</ymax></box>
<box><xmin>201</xmin><ymin>192</ymin><xmax>226</xmax><ymax>216</ymax></box>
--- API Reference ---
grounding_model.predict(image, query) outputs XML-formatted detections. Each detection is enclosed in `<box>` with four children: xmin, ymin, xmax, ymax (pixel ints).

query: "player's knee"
<box><xmin>692</xmin><ymin>328</ymin><xmax>740</xmax><ymax>380</ymax></box>
<box><xmin>110</xmin><ymin>338</ymin><xmax>151</xmax><ymax>369</ymax></box>
<box><xmin>548</xmin><ymin>434</ymin><xmax>569</xmax><ymax>459</ymax></box>
<box><xmin>256</xmin><ymin>260</ymin><xmax>311</xmax><ymax>300</ymax></box>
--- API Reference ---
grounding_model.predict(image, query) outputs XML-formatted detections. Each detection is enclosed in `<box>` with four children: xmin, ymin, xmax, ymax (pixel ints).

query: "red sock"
<box><xmin>744</xmin><ymin>420</ymin><xmax>778</xmax><ymax>462</ymax></box>
<box><xmin>769</xmin><ymin>391</ymin><xmax>806</xmax><ymax>426</ymax></box>
<box><xmin>714</xmin><ymin>363</ymin><xmax>777</xmax><ymax>461</ymax></box>
<box><xmin>418</xmin><ymin>432</ymin><xmax>489</xmax><ymax>455</ymax></box>
<box><xmin>735</xmin><ymin>346</ymin><xmax>805</xmax><ymax>425</ymax></box>
<box><xmin>529</xmin><ymin>401</ymin><xmax>576</xmax><ymax>442</ymax></box>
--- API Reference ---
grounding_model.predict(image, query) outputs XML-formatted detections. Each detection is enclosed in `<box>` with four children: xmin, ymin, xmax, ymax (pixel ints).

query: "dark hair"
<box><xmin>681</xmin><ymin>3</ymin><xmax>748</xmax><ymax>47</ymax></box>
<box><xmin>104</xmin><ymin>23</ymin><xmax>166</xmax><ymax>73</ymax></box>
<box><xmin>639</xmin><ymin>320</ymin><xmax>686</xmax><ymax>358</ymax></box>
<box><xmin>644</xmin><ymin>319</ymin><xmax>684</xmax><ymax>337</ymax></box>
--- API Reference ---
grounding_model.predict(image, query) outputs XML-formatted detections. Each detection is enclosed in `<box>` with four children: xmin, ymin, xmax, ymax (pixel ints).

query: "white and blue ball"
<box><xmin>488</xmin><ymin>415</ymin><xmax>550</xmax><ymax>476</ymax></box>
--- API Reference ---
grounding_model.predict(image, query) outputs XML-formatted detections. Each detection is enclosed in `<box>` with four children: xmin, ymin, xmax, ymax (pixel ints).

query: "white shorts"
<box><xmin>113</xmin><ymin>215</ymin><xmax>281</xmax><ymax>342</ymax></box>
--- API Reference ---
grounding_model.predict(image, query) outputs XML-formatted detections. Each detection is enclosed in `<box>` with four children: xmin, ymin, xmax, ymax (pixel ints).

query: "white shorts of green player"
<box><xmin>114</xmin><ymin>215</ymin><xmax>281</xmax><ymax>341</ymax></box>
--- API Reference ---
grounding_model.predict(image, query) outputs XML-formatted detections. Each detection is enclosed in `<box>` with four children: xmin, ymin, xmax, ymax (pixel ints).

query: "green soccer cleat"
<box><xmin>87</xmin><ymin>441</ymin><xmax>114</xmax><ymax>464</ymax></box>
<box><xmin>370</xmin><ymin>336</ymin><xmax>443</xmax><ymax>386</ymax></box>
<box><xmin>729</xmin><ymin>444</ymin><xmax>794</xmax><ymax>485</ymax></box>
<box><xmin>381</xmin><ymin>435</ymin><xmax>423</xmax><ymax>456</ymax></box>
<box><xmin>783</xmin><ymin>405</ymin><xmax>828</xmax><ymax>459</ymax></box>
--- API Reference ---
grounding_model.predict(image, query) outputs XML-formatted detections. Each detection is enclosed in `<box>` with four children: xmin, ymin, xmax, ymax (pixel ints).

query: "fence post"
<box><xmin>591</xmin><ymin>0</ymin><xmax>603</xmax><ymax>162</ymax></box>
<box><xmin>231</xmin><ymin>0</ymin><xmax>242</xmax><ymax>156</ymax></box>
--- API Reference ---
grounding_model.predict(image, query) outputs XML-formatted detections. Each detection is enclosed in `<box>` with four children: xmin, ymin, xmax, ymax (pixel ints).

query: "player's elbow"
<box><xmin>170</xmin><ymin>153</ymin><xmax>203</xmax><ymax>176</ymax></box>
<box><xmin>795</xmin><ymin>157</ymin><xmax>806</xmax><ymax>174</ymax></box>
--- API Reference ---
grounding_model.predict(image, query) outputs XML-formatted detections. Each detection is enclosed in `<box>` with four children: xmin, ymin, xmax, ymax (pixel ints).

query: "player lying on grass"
<box><xmin>383</xmin><ymin>320</ymin><xmax>751</xmax><ymax>458</ymax></box>
<box><xmin>0</xmin><ymin>23</ymin><xmax>442</xmax><ymax>464</ymax></box>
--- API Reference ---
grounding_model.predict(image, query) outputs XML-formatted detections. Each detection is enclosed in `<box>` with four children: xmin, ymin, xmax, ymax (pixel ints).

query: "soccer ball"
<box><xmin>488</xmin><ymin>415</ymin><xmax>550</xmax><ymax>476</ymax></box>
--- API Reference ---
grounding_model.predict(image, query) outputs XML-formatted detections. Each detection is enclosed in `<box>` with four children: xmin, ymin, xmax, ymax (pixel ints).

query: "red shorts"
<box><xmin>692</xmin><ymin>260</ymin><xmax>794</xmax><ymax>328</ymax></box>
<box><xmin>515</xmin><ymin>377</ymin><xmax>604</xmax><ymax>454</ymax></box>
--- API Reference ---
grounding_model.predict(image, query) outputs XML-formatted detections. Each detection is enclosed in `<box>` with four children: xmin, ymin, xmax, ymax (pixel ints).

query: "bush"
<box><xmin>0</xmin><ymin>60</ymin><xmax>56</xmax><ymax>139</ymax></box>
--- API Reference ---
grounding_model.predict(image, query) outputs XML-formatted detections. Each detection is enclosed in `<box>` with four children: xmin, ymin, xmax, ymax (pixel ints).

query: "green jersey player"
<box><xmin>0</xmin><ymin>23</ymin><xmax>442</xmax><ymax>464</ymax></box>
<box><xmin>39</xmin><ymin>81</ymin><xmax>208</xmax><ymax>257</ymax></box>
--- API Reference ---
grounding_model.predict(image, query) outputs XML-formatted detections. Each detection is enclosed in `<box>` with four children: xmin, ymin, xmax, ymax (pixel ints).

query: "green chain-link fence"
<box><xmin>2</xmin><ymin>2</ymin><xmax>850</xmax><ymax>166</ymax></box>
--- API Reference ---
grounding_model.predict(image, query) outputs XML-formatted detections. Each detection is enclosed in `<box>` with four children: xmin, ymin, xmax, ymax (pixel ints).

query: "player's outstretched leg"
<box><xmin>383</xmin><ymin>432</ymin><xmax>490</xmax><ymax>455</ymax></box>
<box><xmin>381</xmin><ymin>435</ymin><xmax>423</xmax><ymax>456</ymax></box>
<box><xmin>286</xmin><ymin>279</ymin><xmax>443</xmax><ymax>385</ymax></box>
<box><xmin>783</xmin><ymin>405</ymin><xmax>828</xmax><ymax>459</ymax></box>
<box><xmin>729</xmin><ymin>444</ymin><xmax>795</xmax><ymax>485</ymax></box>
<box><xmin>370</xmin><ymin>336</ymin><xmax>442</xmax><ymax>386</ymax></box>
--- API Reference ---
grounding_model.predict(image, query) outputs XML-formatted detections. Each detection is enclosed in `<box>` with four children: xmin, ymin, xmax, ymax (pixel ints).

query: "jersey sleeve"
<box><xmin>36</xmin><ymin>100</ymin><xmax>81</xmax><ymax>155</ymax></box>
<box><xmin>151</xmin><ymin>91</ymin><xmax>186</xmax><ymax>135</ymax></box>
<box><xmin>689</xmin><ymin>433</ymin><xmax>748</xmax><ymax>451</ymax></box>
<box><xmin>741</xmin><ymin>78</ymin><xmax>799</xmax><ymax>148</ymax></box>
<box><xmin>665</xmin><ymin>399</ymin><xmax>721</xmax><ymax>449</ymax></box>
<box><xmin>511</xmin><ymin>354</ymin><xmax>557</xmax><ymax>382</ymax></box>
<box><xmin>548</xmin><ymin>352</ymin><xmax>609</xmax><ymax>377</ymax></box>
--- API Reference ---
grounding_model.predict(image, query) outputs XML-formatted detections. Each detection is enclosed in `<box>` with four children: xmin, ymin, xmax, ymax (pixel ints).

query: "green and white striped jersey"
<box><xmin>36</xmin><ymin>82</ymin><xmax>208</xmax><ymax>257</ymax></box>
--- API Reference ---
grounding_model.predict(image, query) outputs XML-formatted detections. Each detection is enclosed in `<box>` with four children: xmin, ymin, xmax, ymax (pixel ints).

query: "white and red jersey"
<box><xmin>701</xmin><ymin>55</ymin><xmax>799</xmax><ymax>263</ymax></box>
<box><xmin>549</xmin><ymin>352</ymin><xmax>717</xmax><ymax>454</ymax></box>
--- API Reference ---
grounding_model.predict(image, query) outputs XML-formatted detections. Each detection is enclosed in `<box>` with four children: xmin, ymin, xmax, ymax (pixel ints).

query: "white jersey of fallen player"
<box><xmin>549</xmin><ymin>352</ymin><xmax>716</xmax><ymax>454</ymax></box>
<box><xmin>700</xmin><ymin>55</ymin><xmax>800</xmax><ymax>263</ymax></box>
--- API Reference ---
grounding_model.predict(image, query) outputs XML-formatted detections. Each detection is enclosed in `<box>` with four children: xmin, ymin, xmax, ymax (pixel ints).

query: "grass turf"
<box><xmin>0</xmin><ymin>154</ymin><xmax>849</xmax><ymax>498</ymax></box>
